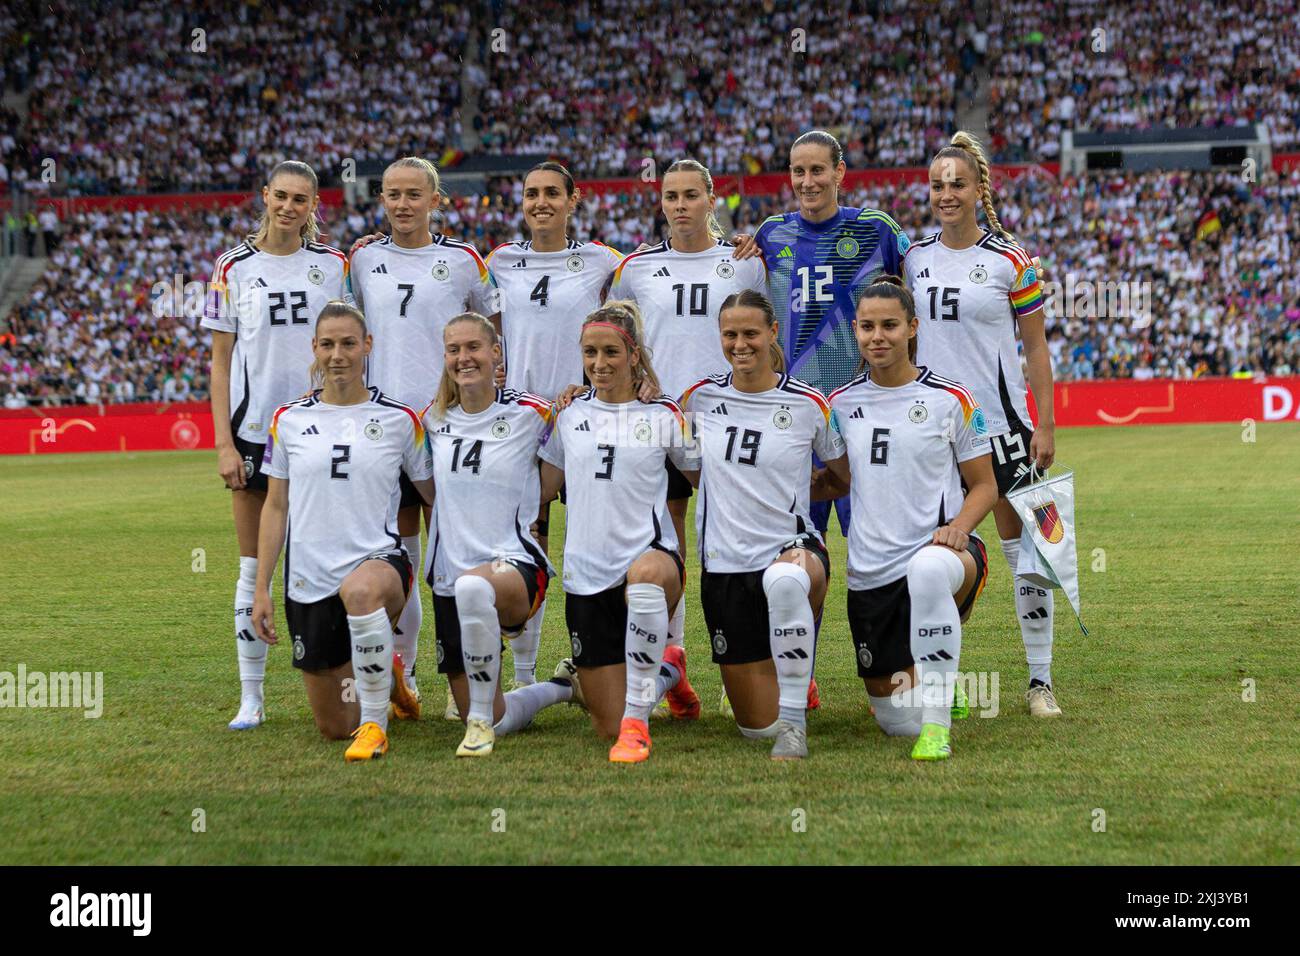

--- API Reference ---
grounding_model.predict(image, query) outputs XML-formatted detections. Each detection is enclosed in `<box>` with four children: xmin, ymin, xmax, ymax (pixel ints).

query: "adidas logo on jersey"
<box><xmin>435</xmin><ymin>424</ymin><xmax>452</xmax><ymax>434</ymax></box>
<box><xmin>711</xmin><ymin>403</ymin><xmax>729</xmax><ymax>415</ymax></box>
<box><xmin>574</xmin><ymin>420</ymin><xmax>591</xmax><ymax>431</ymax></box>
<box><xmin>301</xmin><ymin>424</ymin><xmax>320</xmax><ymax>435</ymax></box>
<box><xmin>849</xmin><ymin>407</ymin><xmax>864</xmax><ymax>419</ymax></box>
<box><xmin>916</xmin><ymin>268</ymin><xmax>930</xmax><ymax>278</ymax></box>
<box><xmin>511</xmin><ymin>258</ymin><xmax>527</xmax><ymax>268</ymax></box>
<box><xmin>777</xmin><ymin>246</ymin><xmax>794</xmax><ymax>258</ymax></box>
<box><xmin>652</xmin><ymin>266</ymin><xmax>671</xmax><ymax>277</ymax></box>
<box><xmin>371</xmin><ymin>263</ymin><xmax>389</xmax><ymax>274</ymax></box>
<box><xmin>250</xmin><ymin>277</ymin><xmax>268</xmax><ymax>288</ymax></box>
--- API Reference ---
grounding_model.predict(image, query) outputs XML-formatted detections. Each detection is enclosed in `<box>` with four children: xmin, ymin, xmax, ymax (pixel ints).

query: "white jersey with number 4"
<box><xmin>679</xmin><ymin>373</ymin><xmax>845</xmax><ymax>573</ymax></box>
<box><xmin>422</xmin><ymin>389</ymin><xmax>554</xmax><ymax>597</ymax></box>
<box><xmin>351</xmin><ymin>234</ymin><xmax>499</xmax><ymax>413</ymax></box>
<box><xmin>904</xmin><ymin>229</ymin><xmax>1045</xmax><ymax>436</ymax></box>
<box><xmin>201</xmin><ymin>240</ymin><xmax>350</xmax><ymax>442</ymax></box>
<box><xmin>263</xmin><ymin>387</ymin><xmax>431</xmax><ymax>602</ymax></box>
<box><xmin>609</xmin><ymin>239</ymin><xmax>767</xmax><ymax>398</ymax></box>
<box><xmin>539</xmin><ymin>393</ymin><xmax>699</xmax><ymax>594</ymax></box>
<box><xmin>488</xmin><ymin>239</ymin><xmax>622</xmax><ymax>401</ymax></box>
<box><xmin>830</xmin><ymin>367</ymin><xmax>991</xmax><ymax>590</ymax></box>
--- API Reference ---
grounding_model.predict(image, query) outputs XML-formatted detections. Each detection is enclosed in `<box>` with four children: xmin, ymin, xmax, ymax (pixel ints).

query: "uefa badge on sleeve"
<box><xmin>307</xmin><ymin>266</ymin><xmax>325</xmax><ymax>285</ymax></box>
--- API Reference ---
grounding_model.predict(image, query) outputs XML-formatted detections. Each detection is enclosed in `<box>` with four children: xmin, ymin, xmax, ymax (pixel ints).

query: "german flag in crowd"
<box><xmin>1196</xmin><ymin>209</ymin><xmax>1222</xmax><ymax>241</ymax></box>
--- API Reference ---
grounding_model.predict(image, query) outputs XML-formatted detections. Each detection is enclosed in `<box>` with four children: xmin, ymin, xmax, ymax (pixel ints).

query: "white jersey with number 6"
<box><xmin>829</xmin><ymin>367</ymin><xmax>991</xmax><ymax>590</ymax></box>
<box><xmin>538</xmin><ymin>393</ymin><xmax>699</xmax><ymax>594</ymax></box>
<box><xmin>351</xmin><ymin>235</ymin><xmax>499</xmax><ymax>414</ymax></box>
<box><xmin>488</xmin><ymin>239</ymin><xmax>622</xmax><ymax>401</ymax></box>
<box><xmin>679</xmin><ymin>373</ymin><xmax>845</xmax><ymax>573</ymax></box>
<box><xmin>609</xmin><ymin>239</ymin><xmax>767</xmax><ymax>399</ymax></box>
<box><xmin>201</xmin><ymin>240</ymin><xmax>350</xmax><ymax>442</ymax></box>
<box><xmin>422</xmin><ymin>388</ymin><xmax>554</xmax><ymax>597</ymax></box>
<box><xmin>263</xmin><ymin>387</ymin><xmax>432</xmax><ymax>602</ymax></box>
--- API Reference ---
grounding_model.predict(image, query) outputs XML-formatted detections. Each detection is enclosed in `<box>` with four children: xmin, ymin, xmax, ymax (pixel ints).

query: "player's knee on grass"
<box><xmin>313</xmin><ymin>709</ymin><xmax>356</xmax><ymax>741</ymax></box>
<box><xmin>738</xmin><ymin>720</ymin><xmax>781</xmax><ymax>740</ymax></box>
<box><xmin>870</xmin><ymin>686</ymin><xmax>924</xmax><ymax>737</ymax></box>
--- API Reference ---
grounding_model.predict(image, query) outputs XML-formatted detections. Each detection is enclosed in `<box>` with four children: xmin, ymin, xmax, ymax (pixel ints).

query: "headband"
<box><xmin>583</xmin><ymin>321</ymin><xmax>639</xmax><ymax>353</ymax></box>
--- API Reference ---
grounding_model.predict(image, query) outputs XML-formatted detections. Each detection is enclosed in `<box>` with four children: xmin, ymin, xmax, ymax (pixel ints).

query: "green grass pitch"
<box><xmin>1</xmin><ymin>422</ymin><xmax>1296</xmax><ymax>864</ymax></box>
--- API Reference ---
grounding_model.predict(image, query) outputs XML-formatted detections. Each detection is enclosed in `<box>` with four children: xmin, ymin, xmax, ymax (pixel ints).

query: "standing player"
<box><xmin>538</xmin><ymin>303</ymin><xmax>702</xmax><ymax>763</ymax></box>
<box><xmin>351</xmin><ymin>156</ymin><xmax>500</xmax><ymax>716</ymax></box>
<box><xmin>608</xmin><ymin>159</ymin><xmax>766</xmax><ymax>668</ymax></box>
<box><xmin>679</xmin><ymin>290</ymin><xmax>850</xmax><ymax>760</ymax></box>
<box><xmin>824</xmin><ymin>278</ymin><xmax>998</xmax><ymax>760</ymax></box>
<box><xmin>424</xmin><ymin>312</ymin><xmax>580</xmax><ymax>758</ymax></box>
<box><xmin>485</xmin><ymin>162</ymin><xmax>623</xmax><ymax>696</ymax></box>
<box><xmin>203</xmin><ymin>160</ymin><xmax>350</xmax><ymax>731</ymax></box>
<box><xmin>905</xmin><ymin>132</ymin><xmax>1061</xmax><ymax>716</ymax></box>
<box><xmin>250</xmin><ymin>302</ymin><xmax>432</xmax><ymax>762</ymax></box>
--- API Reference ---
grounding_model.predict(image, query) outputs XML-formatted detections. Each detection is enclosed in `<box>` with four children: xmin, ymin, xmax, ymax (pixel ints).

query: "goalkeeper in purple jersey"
<box><xmin>734</xmin><ymin>130</ymin><xmax>910</xmax><ymax>538</ymax></box>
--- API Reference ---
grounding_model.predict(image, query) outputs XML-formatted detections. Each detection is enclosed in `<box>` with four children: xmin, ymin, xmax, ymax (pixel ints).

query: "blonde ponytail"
<box><xmin>582</xmin><ymin>300</ymin><xmax>664</xmax><ymax>396</ymax></box>
<box><xmin>935</xmin><ymin>132</ymin><xmax>1016</xmax><ymax>242</ymax></box>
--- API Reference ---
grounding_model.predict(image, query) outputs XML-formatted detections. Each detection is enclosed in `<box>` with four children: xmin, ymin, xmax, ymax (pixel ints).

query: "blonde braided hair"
<box><xmin>935</xmin><ymin>131</ymin><xmax>1015</xmax><ymax>242</ymax></box>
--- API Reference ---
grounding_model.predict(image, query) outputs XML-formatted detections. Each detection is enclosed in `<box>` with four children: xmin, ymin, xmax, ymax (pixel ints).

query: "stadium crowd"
<box><xmin>2</xmin><ymin>165</ymin><xmax>1296</xmax><ymax>408</ymax></box>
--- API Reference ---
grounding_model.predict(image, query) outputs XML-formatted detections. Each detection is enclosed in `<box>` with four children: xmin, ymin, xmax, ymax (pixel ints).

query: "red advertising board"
<box><xmin>1</xmin><ymin>378</ymin><xmax>1295</xmax><ymax>456</ymax></box>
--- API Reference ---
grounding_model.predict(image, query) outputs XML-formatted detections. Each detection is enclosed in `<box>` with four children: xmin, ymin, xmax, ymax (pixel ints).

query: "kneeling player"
<box><xmin>824</xmin><ymin>278</ymin><xmax>997</xmax><ymax>760</ymax></box>
<box><xmin>423</xmin><ymin>313</ymin><xmax>579</xmax><ymax>758</ymax></box>
<box><xmin>250</xmin><ymin>302</ymin><xmax>432</xmax><ymax>761</ymax></box>
<box><xmin>539</xmin><ymin>302</ymin><xmax>702</xmax><ymax>764</ymax></box>
<box><xmin>679</xmin><ymin>290</ymin><xmax>850</xmax><ymax>760</ymax></box>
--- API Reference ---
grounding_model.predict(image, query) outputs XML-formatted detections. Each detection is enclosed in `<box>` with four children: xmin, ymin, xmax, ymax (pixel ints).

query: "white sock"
<box><xmin>511</xmin><ymin>597</ymin><xmax>542</xmax><ymax>685</ymax></box>
<box><xmin>347</xmin><ymin>607</ymin><xmax>393</xmax><ymax>730</ymax></box>
<box><xmin>667</xmin><ymin>596</ymin><xmax>685</xmax><ymax>648</ymax></box>
<box><xmin>393</xmin><ymin>534</ymin><xmax>422</xmax><ymax>685</ymax></box>
<box><xmin>763</xmin><ymin>563</ymin><xmax>814</xmax><ymax>730</ymax></box>
<box><xmin>1001</xmin><ymin>537</ymin><xmax>1055</xmax><ymax>686</ymax></box>
<box><xmin>455</xmin><ymin>575</ymin><xmax>500</xmax><ymax>724</ymax></box>
<box><xmin>908</xmin><ymin>546</ymin><xmax>965</xmax><ymax>730</ymax></box>
<box><xmin>235</xmin><ymin>556</ymin><xmax>266</xmax><ymax>702</ymax></box>
<box><xmin>623</xmin><ymin>583</ymin><xmax>669</xmax><ymax>721</ymax></box>
<box><xmin>493</xmin><ymin>678</ymin><xmax>571</xmax><ymax>736</ymax></box>
<box><xmin>871</xmin><ymin>687</ymin><xmax>924</xmax><ymax>737</ymax></box>
<box><xmin>738</xmin><ymin>719</ymin><xmax>781</xmax><ymax>740</ymax></box>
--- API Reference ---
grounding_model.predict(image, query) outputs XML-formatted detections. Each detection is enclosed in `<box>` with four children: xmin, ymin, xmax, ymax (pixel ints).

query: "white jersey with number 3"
<box><xmin>830</xmin><ymin>367</ymin><xmax>991</xmax><ymax>589</ymax></box>
<box><xmin>488</xmin><ymin>239</ymin><xmax>622</xmax><ymax>401</ymax></box>
<box><xmin>538</xmin><ymin>393</ymin><xmax>699</xmax><ymax>594</ymax></box>
<box><xmin>679</xmin><ymin>373</ymin><xmax>845</xmax><ymax>573</ymax></box>
<box><xmin>263</xmin><ymin>388</ymin><xmax>432</xmax><ymax>602</ymax></box>
<box><xmin>422</xmin><ymin>389</ymin><xmax>554</xmax><ymax>596</ymax></box>
<box><xmin>351</xmin><ymin>235</ymin><xmax>499</xmax><ymax>413</ymax></box>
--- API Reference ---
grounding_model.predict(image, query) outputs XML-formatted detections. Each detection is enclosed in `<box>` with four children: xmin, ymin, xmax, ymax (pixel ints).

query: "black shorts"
<box><xmin>847</xmin><ymin>536</ymin><xmax>989</xmax><ymax>679</ymax></box>
<box><xmin>397</xmin><ymin>471</ymin><xmax>426</xmax><ymax>509</ymax></box>
<box><xmin>700</xmin><ymin>533</ymin><xmax>830</xmax><ymax>666</ymax></box>
<box><xmin>665</xmin><ymin>458</ymin><xmax>693</xmax><ymax>502</ymax></box>
<box><xmin>432</xmin><ymin>560</ymin><xmax>550</xmax><ymax>675</ymax></box>
<box><xmin>565</xmin><ymin>547</ymin><xmax>684</xmax><ymax>668</ymax></box>
<box><xmin>990</xmin><ymin>417</ymin><xmax>1036</xmax><ymax>496</ymax></box>
<box><xmin>233</xmin><ymin>435</ymin><xmax>269</xmax><ymax>493</ymax></box>
<box><xmin>284</xmin><ymin>549</ymin><xmax>412</xmax><ymax>671</ymax></box>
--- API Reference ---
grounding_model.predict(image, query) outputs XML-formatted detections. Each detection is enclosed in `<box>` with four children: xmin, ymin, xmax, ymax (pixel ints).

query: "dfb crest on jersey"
<box><xmin>836</xmin><ymin>236</ymin><xmax>860</xmax><ymax>259</ymax></box>
<box><xmin>570</xmin><ymin>634</ymin><xmax>583</xmax><ymax>658</ymax></box>
<box><xmin>773</xmin><ymin>406</ymin><xmax>793</xmax><ymax>429</ymax></box>
<box><xmin>908</xmin><ymin>402</ymin><xmax>929</xmax><ymax>423</ymax></box>
<box><xmin>969</xmin><ymin>266</ymin><xmax>988</xmax><ymax>285</ymax></box>
<box><xmin>712</xmin><ymin>630</ymin><xmax>728</xmax><ymax>656</ymax></box>
<box><xmin>565</xmin><ymin>254</ymin><xmax>585</xmax><ymax>273</ymax></box>
<box><xmin>307</xmin><ymin>266</ymin><xmax>325</xmax><ymax>285</ymax></box>
<box><xmin>857</xmin><ymin>645</ymin><xmax>873</xmax><ymax>670</ymax></box>
<box><xmin>431</xmin><ymin>262</ymin><xmax>450</xmax><ymax>281</ymax></box>
<box><xmin>293</xmin><ymin>637</ymin><xmax>305</xmax><ymax>661</ymax></box>
<box><xmin>715</xmin><ymin>260</ymin><xmax>735</xmax><ymax>279</ymax></box>
<box><xmin>633</xmin><ymin>420</ymin><xmax>653</xmax><ymax>443</ymax></box>
<box><xmin>364</xmin><ymin>420</ymin><xmax>383</xmax><ymax>440</ymax></box>
<box><xmin>491</xmin><ymin>418</ymin><xmax>511</xmax><ymax>439</ymax></box>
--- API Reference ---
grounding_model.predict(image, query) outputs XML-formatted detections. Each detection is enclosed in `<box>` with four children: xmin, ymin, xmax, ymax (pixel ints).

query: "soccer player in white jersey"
<box><xmin>538</xmin><ymin>302</ymin><xmax>703</xmax><ymax>763</ymax></box>
<box><xmin>201</xmin><ymin>160</ymin><xmax>350</xmax><ymax>732</ymax></box>
<box><xmin>608</xmin><ymin>159</ymin><xmax>766</xmax><ymax>672</ymax></box>
<box><xmin>351</xmin><ymin>156</ymin><xmax>501</xmax><ymax>717</ymax></box>
<box><xmin>824</xmin><ymin>278</ymin><xmax>998</xmax><ymax>760</ymax></box>
<box><xmin>904</xmin><ymin>132</ymin><xmax>1061</xmax><ymax>717</ymax></box>
<box><xmin>484</xmin><ymin>162</ymin><xmax>623</xmax><ymax>696</ymax></box>
<box><xmin>250</xmin><ymin>303</ymin><xmax>432</xmax><ymax>762</ymax></box>
<box><xmin>678</xmin><ymin>290</ymin><xmax>850</xmax><ymax>760</ymax></box>
<box><xmin>422</xmin><ymin>313</ymin><xmax>580</xmax><ymax>758</ymax></box>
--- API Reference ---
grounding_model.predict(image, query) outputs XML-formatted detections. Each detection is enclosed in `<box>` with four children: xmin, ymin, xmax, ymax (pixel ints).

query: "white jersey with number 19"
<box><xmin>679</xmin><ymin>373</ymin><xmax>845</xmax><ymax>573</ymax></box>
